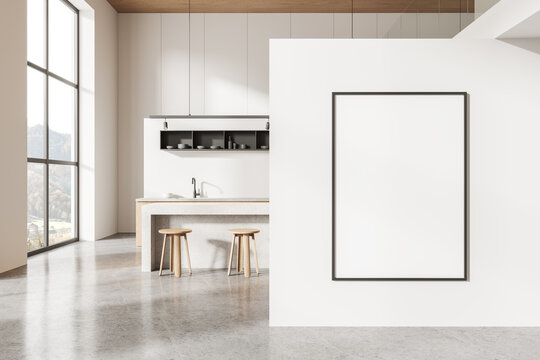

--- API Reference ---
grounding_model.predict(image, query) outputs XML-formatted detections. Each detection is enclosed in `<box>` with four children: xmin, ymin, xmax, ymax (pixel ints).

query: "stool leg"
<box><xmin>243</xmin><ymin>234</ymin><xmax>251</xmax><ymax>278</ymax></box>
<box><xmin>251</xmin><ymin>234</ymin><xmax>260</xmax><ymax>276</ymax></box>
<box><xmin>227</xmin><ymin>234</ymin><xmax>236</xmax><ymax>276</ymax></box>
<box><xmin>237</xmin><ymin>235</ymin><xmax>242</xmax><ymax>272</ymax></box>
<box><xmin>183</xmin><ymin>234</ymin><xmax>192</xmax><ymax>275</ymax></box>
<box><xmin>159</xmin><ymin>234</ymin><xmax>167</xmax><ymax>276</ymax></box>
<box><xmin>170</xmin><ymin>235</ymin><xmax>174</xmax><ymax>272</ymax></box>
<box><xmin>173</xmin><ymin>234</ymin><xmax>181</xmax><ymax>278</ymax></box>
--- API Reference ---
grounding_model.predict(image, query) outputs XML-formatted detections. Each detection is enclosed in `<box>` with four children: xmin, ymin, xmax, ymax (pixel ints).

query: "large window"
<box><xmin>27</xmin><ymin>0</ymin><xmax>78</xmax><ymax>254</ymax></box>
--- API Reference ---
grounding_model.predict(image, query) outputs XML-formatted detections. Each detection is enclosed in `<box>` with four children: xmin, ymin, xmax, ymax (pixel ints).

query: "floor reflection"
<box><xmin>1</xmin><ymin>235</ymin><xmax>540</xmax><ymax>360</ymax></box>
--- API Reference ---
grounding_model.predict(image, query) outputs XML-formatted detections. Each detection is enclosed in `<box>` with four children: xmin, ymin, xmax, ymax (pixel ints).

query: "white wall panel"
<box><xmin>353</xmin><ymin>13</ymin><xmax>377</xmax><ymax>38</ymax></box>
<box><xmin>333</xmin><ymin>13</ymin><xmax>353</xmax><ymax>38</ymax></box>
<box><xmin>248</xmin><ymin>13</ymin><xmax>290</xmax><ymax>114</ymax></box>
<box><xmin>401</xmin><ymin>13</ymin><xmax>418</xmax><ymax>38</ymax></box>
<box><xmin>419</xmin><ymin>13</ymin><xmax>440</xmax><ymax>38</ymax></box>
<box><xmin>291</xmin><ymin>13</ymin><xmax>333</xmax><ymax>38</ymax></box>
<box><xmin>204</xmin><ymin>14</ymin><xmax>248</xmax><ymax>115</ymax></box>
<box><xmin>162</xmin><ymin>14</ymin><xmax>189</xmax><ymax>115</ymax></box>
<box><xmin>440</xmin><ymin>13</ymin><xmax>461</xmax><ymax>38</ymax></box>
<box><xmin>460</xmin><ymin>12</ymin><xmax>475</xmax><ymax>32</ymax></box>
<box><xmin>189</xmin><ymin>13</ymin><xmax>205</xmax><ymax>115</ymax></box>
<box><xmin>378</xmin><ymin>13</ymin><xmax>401</xmax><ymax>38</ymax></box>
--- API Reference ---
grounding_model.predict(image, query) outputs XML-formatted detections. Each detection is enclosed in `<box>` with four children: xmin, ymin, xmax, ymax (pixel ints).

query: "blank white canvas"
<box><xmin>334</xmin><ymin>94</ymin><xmax>466</xmax><ymax>279</ymax></box>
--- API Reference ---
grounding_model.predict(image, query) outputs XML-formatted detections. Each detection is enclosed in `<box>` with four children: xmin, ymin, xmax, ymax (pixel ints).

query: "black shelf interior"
<box><xmin>193</xmin><ymin>131</ymin><xmax>225</xmax><ymax>148</ymax></box>
<box><xmin>160</xmin><ymin>131</ymin><xmax>192</xmax><ymax>149</ymax></box>
<box><xmin>225</xmin><ymin>131</ymin><xmax>255</xmax><ymax>150</ymax></box>
<box><xmin>256</xmin><ymin>131</ymin><xmax>269</xmax><ymax>148</ymax></box>
<box><xmin>160</xmin><ymin>130</ymin><xmax>269</xmax><ymax>151</ymax></box>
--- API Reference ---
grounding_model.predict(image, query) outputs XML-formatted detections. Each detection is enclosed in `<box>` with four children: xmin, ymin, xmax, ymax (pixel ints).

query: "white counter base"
<box><xmin>141</xmin><ymin>202</ymin><xmax>269</xmax><ymax>272</ymax></box>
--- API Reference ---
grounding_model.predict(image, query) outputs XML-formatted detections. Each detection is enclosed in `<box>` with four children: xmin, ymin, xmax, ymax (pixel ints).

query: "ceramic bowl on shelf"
<box><xmin>166</xmin><ymin>145</ymin><xmax>174</xmax><ymax>149</ymax></box>
<box><xmin>260</xmin><ymin>145</ymin><xmax>269</xmax><ymax>150</ymax></box>
<box><xmin>197</xmin><ymin>145</ymin><xmax>207</xmax><ymax>150</ymax></box>
<box><xmin>210</xmin><ymin>145</ymin><xmax>221</xmax><ymax>150</ymax></box>
<box><xmin>178</xmin><ymin>144</ymin><xmax>189</xmax><ymax>149</ymax></box>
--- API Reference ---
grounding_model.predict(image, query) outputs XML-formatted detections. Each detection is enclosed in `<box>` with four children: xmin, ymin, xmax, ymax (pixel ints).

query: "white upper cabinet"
<box><xmin>204</xmin><ymin>14</ymin><xmax>248</xmax><ymax>115</ymax></box>
<box><xmin>353</xmin><ymin>13</ymin><xmax>377</xmax><ymax>38</ymax></box>
<box><xmin>161</xmin><ymin>14</ymin><xmax>189</xmax><ymax>115</ymax></box>
<box><xmin>291</xmin><ymin>13</ymin><xmax>333</xmax><ymax>38</ymax></box>
<box><xmin>247</xmin><ymin>14</ymin><xmax>290</xmax><ymax>115</ymax></box>
<box><xmin>439</xmin><ymin>13</ymin><xmax>461</xmax><ymax>38</ymax></box>
<box><xmin>419</xmin><ymin>13</ymin><xmax>440</xmax><ymax>38</ymax></box>
<box><xmin>377</xmin><ymin>13</ymin><xmax>401</xmax><ymax>38</ymax></box>
<box><xmin>333</xmin><ymin>13</ymin><xmax>353</xmax><ymax>38</ymax></box>
<box><xmin>156</xmin><ymin>12</ymin><xmax>460</xmax><ymax>117</ymax></box>
<box><xmin>189</xmin><ymin>13</ymin><xmax>205</xmax><ymax>115</ymax></box>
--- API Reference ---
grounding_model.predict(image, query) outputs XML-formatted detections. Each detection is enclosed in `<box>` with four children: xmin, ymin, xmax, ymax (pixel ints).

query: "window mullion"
<box><xmin>45</xmin><ymin>0</ymin><xmax>49</xmax><ymax>248</ymax></box>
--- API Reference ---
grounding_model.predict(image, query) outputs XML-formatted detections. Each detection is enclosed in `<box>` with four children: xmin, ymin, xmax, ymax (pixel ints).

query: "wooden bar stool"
<box><xmin>158</xmin><ymin>229</ymin><xmax>192</xmax><ymax>278</ymax></box>
<box><xmin>227</xmin><ymin>229</ymin><xmax>260</xmax><ymax>278</ymax></box>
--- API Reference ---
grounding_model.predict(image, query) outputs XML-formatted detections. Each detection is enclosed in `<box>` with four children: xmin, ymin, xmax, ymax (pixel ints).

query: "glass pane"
<box><xmin>27</xmin><ymin>0</ymin><xmax>46</xmax><ymax>67</ymax></box>
<box><xmin>27</xmin><ymin>67</ymin><xmax>46</xmax><ymax>158</ymax></box>
<box><xmin>49</xmin><ymin>0</ymin><xmax>77</xmax><ymax>83</ymax></box>
<box><xmin>49</xmin><ymin>165</ymin><xmax>76</xmax><ymax>245</ymax></box>
<box><xmin>28</xmin><ymin>163</ymin><xmax>46</xmax><ymax>251</ymax></box>
<box><xmin>49</xmin><ymin>77</ymin><xmax>76</xmax><ymax>161</ymax></box>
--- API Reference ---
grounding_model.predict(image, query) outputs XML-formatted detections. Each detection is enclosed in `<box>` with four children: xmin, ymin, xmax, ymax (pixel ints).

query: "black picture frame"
<box><xmin>332</xmin><ymin>92</ymin><xmax>469</xmax><ymax>281</ymax></box>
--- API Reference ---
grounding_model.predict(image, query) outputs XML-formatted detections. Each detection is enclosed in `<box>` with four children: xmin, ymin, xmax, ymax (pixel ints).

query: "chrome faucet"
<box><xmin>192</xmin><ymin>177</ymin><xmax>201</xmax><ymax>198</ymax></box>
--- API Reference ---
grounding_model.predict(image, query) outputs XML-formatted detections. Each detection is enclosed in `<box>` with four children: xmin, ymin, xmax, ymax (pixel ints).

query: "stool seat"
<box><xmin>159</xmin><ymin>229</ymin><xmax>192</xmax><ymax>235</ymax></box>
<box><xmin>228</xmin><ymin>229</ymin><xmax>260</xmax><ymax>235</ymax></box>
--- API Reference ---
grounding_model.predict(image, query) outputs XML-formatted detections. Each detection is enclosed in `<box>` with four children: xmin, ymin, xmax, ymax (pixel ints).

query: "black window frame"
<box><xmin>27</xmin><ymin>0</ymin><xmax>79</xmax><ymax>256</ymax></box>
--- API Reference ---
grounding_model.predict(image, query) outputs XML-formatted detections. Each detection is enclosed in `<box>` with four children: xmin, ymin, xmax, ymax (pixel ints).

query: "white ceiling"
<box><xmin>500</xmin><ymin>9</ymin><xmax>540</xmax><ymax>38</ymax></box>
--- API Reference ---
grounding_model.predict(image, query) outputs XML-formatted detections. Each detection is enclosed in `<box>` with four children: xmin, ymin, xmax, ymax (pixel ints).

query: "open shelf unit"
<box><xmin>160</xmin><ymin>130</ymin><xmax>269</xmax><ymax>151</ymax></box>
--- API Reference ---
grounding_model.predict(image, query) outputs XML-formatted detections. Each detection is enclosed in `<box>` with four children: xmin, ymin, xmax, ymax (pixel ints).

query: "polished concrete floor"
<box><xmin>1</xmin><ymin>234</ymin><xmax>540</xmax><ymax>360</ymax></box>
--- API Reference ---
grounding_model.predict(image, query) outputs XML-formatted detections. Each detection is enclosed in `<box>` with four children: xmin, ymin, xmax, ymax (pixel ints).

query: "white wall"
<box><xmin>0</xmin><ymin>0</ymin><xmax>27</xmax><ymax>273</ymax></box>
<box><xmin>144</xmin><ymin>118</ymin><xmax>269</xmax><ymax>199</ymax></box>
<box><xmin>77</xmin><ymin>0</ymin><xmax>118</xmax><ymax>241</ymax></box>
<box><xmin>118</xmin><ymin>12</ymin><xmax>468</xmax><ymax>232</ymax></box>
<box><xmin>269</xmin><ymin>39</ymin><xmax>540</xmax><ymax>326</ymax></box>
<box><xmin>77</xmin><ymin>0</ymin><xmax>96</xmax><ymax>242</ymax></box>
<box><xmin>91</xmin><ymin>0</ymin><xmax>118</xmax><ymax>239</ymax></box>
<box><xmin>118</xmin><ymin>14</ymin><xmax>161</xmax><ymax>232</ymax></box>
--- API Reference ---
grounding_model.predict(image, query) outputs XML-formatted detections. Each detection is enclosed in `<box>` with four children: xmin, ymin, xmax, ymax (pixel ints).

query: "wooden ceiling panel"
<box><xmin>108</xmin><ymin>0</ymin><xmax>188</xmax><ymax>12</ymax></box>
<box><xmin>107</xmin><ymin>0</ymin><xmax>474</xmax><ymax>13</ymax></box>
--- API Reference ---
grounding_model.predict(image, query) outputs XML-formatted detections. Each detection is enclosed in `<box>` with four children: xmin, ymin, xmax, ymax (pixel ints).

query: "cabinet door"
<box><xmin>205</xmin><ymin>14</ymin><xmax>248</xmax><ymax>115</ymax></box>
<box><xmin>162</xmin><ymin>14</ymin><xmax>189</xmax><ymax>115</ymax></box>
<box><xmin>353</xmin><ymin>13</ymin><xmax>377</xmax><ymax>38</ymax></box>
<box><xmin>291</xmin><ymin>13</ymin><xmax>333</xmax><ymax>38</ymax></box>
<box><xmin>189</xmin><ymin>13</ymin><xmax>205</xmax><ymax>115</ymax></box>
<box><xmin>248</xmin><ymin>14</ymin><xmax>290</xmax><ymax>115</ymax></box>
